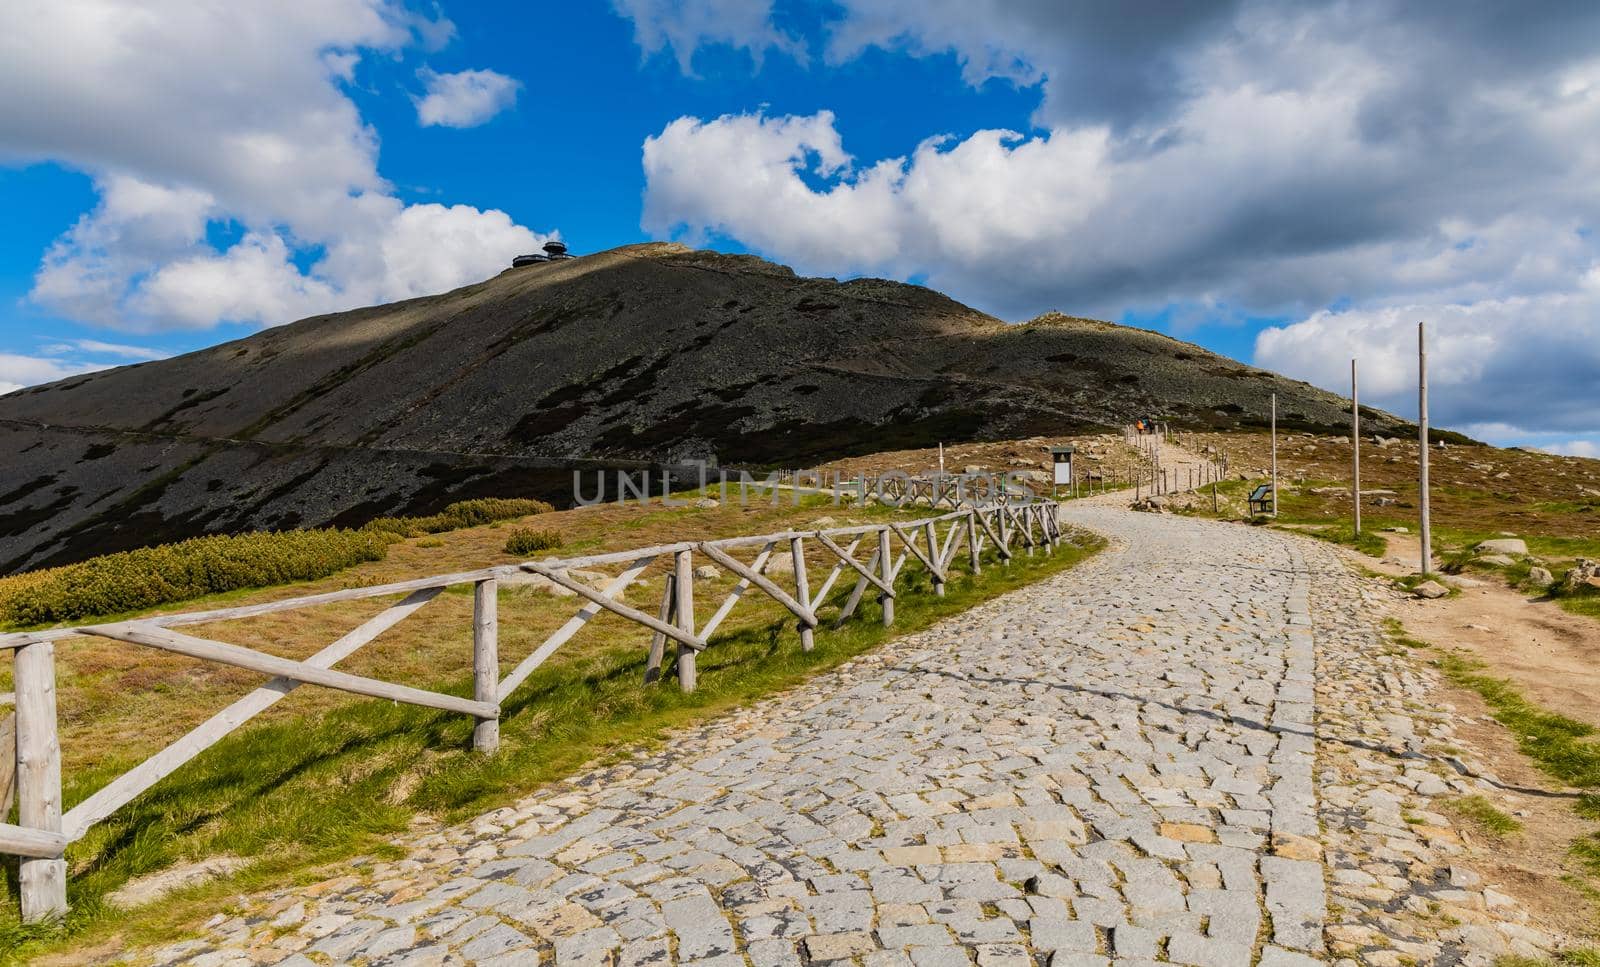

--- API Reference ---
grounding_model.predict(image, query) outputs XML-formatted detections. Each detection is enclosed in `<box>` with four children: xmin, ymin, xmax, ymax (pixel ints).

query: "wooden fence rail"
<box><xmin>0</xmin><ymin>498</ymin><xmax>1062</xmax><ymax>921</ymax></box>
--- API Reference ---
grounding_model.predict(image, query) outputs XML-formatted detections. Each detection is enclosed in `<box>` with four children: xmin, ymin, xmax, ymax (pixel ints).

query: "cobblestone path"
<box><xmin>142</xmin><ymin>508</ymin><xmax>1554</xmax><ymax>967</ymax></box>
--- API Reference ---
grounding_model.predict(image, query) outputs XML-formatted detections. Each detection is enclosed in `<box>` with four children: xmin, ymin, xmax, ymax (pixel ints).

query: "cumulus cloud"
<box><xmin>0</xmin><ymin>354</ymin><xmax>112</xmax><ymax>395</ymax></box>
<box><xmin>0</xmin><ymin>0</ymin><xmax>549</xmax><ymax>334</ymax></box>
<box><xmin>610</xmin><ymin>0</ymin><xmax>802</xmax><ymax>73</ymax></box>
<box><xmin>1544</xmin><ymin>441</ymin><xmax>1600</xmax><ymax>458</ymax></box>
<box><xmin>631</xmin><ymin>1</ymin><xmax>1600</xmax><ymax>438</ymax></box>
<box><xmin>414</xmin><ymin>68</ymin><xmax>521</xmax><ymax>127</ymax></box>
<box><xmin>1255</xmin><ymin>279</ymin><xmax>1600</xmax><ymax>438</ymax></box>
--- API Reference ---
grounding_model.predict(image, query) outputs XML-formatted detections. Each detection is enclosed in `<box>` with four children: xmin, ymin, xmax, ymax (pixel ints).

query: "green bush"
<box><xmin>503</xmin><ymin>527</ymin><xmax>564</xmax><ymax>556</ymax></box>
<box><xmin>363</xmin><ymin>497</ymin><xmax>553</xmax><ymax>538</ymax></box>
<box><xmin>0</xmin><ymin>529</ymin><xmax>391</xmax><ymax>628</ymax></box>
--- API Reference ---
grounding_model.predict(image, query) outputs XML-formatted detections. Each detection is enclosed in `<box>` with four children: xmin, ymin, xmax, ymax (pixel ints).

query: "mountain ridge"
<box><xmin>0</xmin><ymin>242</ymin><xmax>1401</xmax><ymax>572</ymax></box>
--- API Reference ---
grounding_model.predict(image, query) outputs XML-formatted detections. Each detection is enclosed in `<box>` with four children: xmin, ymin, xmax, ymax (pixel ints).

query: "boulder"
<box><xmin>1473</xmin><ymin>538</ymin><xmax>1527</xmax><ymax>556</ymax></box>
<box><xmin>962</xmin><ymin>464</ymin><xmax>983</xmax><ymax>475</ymax></box>
<box><xmin>1563</xmin><ymin>558</ymin><xmax>1600</xmax><ymax>592</ymax></box>
<box><xmin>1474</xmin><ymin>554</ymin><xmax>1515</xmax><ymax>567</ymax></box>
<box><xmin>694</xmin><ymin>497</ymin><xmax>720</xmax><ymax>509</ymax></box>
<box><xmin>693</xmin><ymin>564</ymin><xmax>721</xmax><ymax>580</ymax></box>
<box><xmin>1528</xmin><ymin>566</ymin><xmax>1554</xmax><ymax>586</ymax></box>
<box><xmin>1412</xmin><ymin>580</ymin><xmax>1450</xmax><ymax>599</ymax></box>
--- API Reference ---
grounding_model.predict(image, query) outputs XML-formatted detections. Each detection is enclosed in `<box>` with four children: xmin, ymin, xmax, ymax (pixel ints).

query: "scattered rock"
<box><xmin>693</xmin><ymin>564</ymin><xmax>720</xmax><ymax>580</ymax></box>
<box><xmin>1528</xmin><ymin>565</ymin><xmax>1554</xmax><ymax>585</ymax></box>
<box><xmin>1562</xmin><ymin>558</ymin><xmax>1600</xmax><ymax>591</ymax></box>
<box><xmin>694</xmin><ymin>497</ymin><xmax>720</xmax><ymax>509</ymax></box>
<box><xmin>1412</xmin><ymin>580</ymin><xmax>1450</xmax><ymax>599</ymax></box>
<box><xmin>1473</xmin><ymin>538</ymin><xmax>1527</xmax><ymax>556</ymax></box>
<box><xmin>1474</xmin><ymin>553</ymin><xmax>1515</xmax><ymax>567</ymax></box>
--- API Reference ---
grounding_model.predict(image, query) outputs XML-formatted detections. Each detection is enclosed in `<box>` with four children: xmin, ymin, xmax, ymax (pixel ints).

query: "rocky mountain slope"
<box><xmin>0</xmin><ymin>242</ymin><xmax>1400</xmax><ymax>571</ymax></box>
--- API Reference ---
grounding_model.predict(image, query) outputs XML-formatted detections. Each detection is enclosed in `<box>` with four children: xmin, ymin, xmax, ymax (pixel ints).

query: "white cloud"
<box><xmin>1543</xmin><ymin>440</ymin><xmax>1600</xmax><ymax>458</ymax></box>
<box><xmin>634</xmin><ymin>2</ymin><xmax>1600</xmax><ymax>437</ymax></box>
<box><xmin>0</xmin><ymin>354</ymin><xmax>112</xmax><ymax>395</ymax></box>
<box><xmin>1255</xmin><ymin>277</ymin><xmax>1600</xmax><ymax>438</ymax></box>
<box><xmin>40</xmin><ymin>339</ymin><xmax>170</xmax><ymax>361</ymax></box>
<box><xmin>414</xmin><ymin>68</ymin><xmax>521</xmax><ymax>128</ymax></box>
<box><xmin>610</xmin><ymin>0</ymin><xmax>801</xmax><ymax>73</ymax></box>
<box><xmin>0</xmin><ymin>0</ymin><xmax>550</xmax><ymax>334</ymax></box>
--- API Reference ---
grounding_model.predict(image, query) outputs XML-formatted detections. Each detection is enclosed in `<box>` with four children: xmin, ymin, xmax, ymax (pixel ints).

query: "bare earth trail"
<box><xmin>130</xmin><ymin>507</ymin><xmax>1562</xmax><ymax>967</ymax></box>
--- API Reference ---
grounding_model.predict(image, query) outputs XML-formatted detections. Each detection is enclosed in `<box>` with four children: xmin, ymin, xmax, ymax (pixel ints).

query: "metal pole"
<box><xmin>1418</xmin><ymin>322</ymin><xmax>1431</xmax><ymax>575</ymax></box>
<box><xmin>1351</xmin><ymin>359</ymin><xmax>1361</xmax><ymax>536</ymax></box>
<box><xmin>1270</xmin><ymin>392</ymin><xmax>1278</xmax><ymax>517</ymax></box>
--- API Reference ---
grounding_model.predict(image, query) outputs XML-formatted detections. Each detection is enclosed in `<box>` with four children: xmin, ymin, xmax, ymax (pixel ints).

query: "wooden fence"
<box><xmin>0</xmin><ymin>498</ymin><xmax>1062</xmax><ymax>921</ymax></box>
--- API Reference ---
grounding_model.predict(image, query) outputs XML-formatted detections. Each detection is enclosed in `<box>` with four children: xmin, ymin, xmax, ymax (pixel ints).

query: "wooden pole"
<box><xmin>878</xmin><ymin>528</ymin><xmax>895</xmax><ymax>626</ymax></box>
<box><xmin>471</xmin><ymin>578</ymin><xmax>499</xmax><ymax>754</ymax></box>
<box><xmin>924</xmin><ymin>521</ymin><xmax>946</xmax><ymax>596</ymax></box>
<box><xmin>644</xmin><ymin>575</ymin><xmax>674</xmax><ymax>684</ymax></box>
<box><xmin>791</xmin><ymin>538</ymin><xmax>815</xmax><ymax>651</ymax></box>
<box><xmin>14</xmin><ymin>640</ymin><xmax>66</xmax><ymax>921</ymax></box>
<box><xmin>966</xmin><ymin>510</ymin><xmax>981</xmax><ymax>575</ymax></box>
<box><xmin>1270</xmin><ymin>392</ymin><xmax>1278</xmax><ymax>517</ymax></box>
<box><xmin>1418</xmin><ymin>322</ymin><xmax>1432</xmax><ymax>575</ymax></box>
<box><xmin>674</xmin><ymin>550</ymin><xmax>696</xmax><ymax>692</ymax></box>
<box><xmin>1352</xmin><ymin>359</ymin><xmax>1361</xmax><ymax>536</ymax></box>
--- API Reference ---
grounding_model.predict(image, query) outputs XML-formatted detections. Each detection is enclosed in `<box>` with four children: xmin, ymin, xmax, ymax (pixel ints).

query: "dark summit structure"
<box><xmin>511</xmin><ymin>240</ymin><xmax>572</xmax><ymax>268</ymax></box>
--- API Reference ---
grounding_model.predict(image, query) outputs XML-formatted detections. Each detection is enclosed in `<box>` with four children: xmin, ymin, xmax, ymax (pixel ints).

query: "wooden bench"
<box><xmin>1248</xmin><ymin>483</ymin><xmax>1275</xmax><ymax>515</ymax></box>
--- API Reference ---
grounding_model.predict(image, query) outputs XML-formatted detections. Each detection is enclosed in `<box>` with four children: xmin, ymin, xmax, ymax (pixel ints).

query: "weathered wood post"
<box><xmin>472</xmin><ymin>578</ymin><xmax>499</xmax><ymax>754</ymax></box>
<box><xmin>967</xmin><ymin>510</ymin><xmax>981</xmax><ymax>575</ymax></box>
<box><xmin>1418</xmin><ymin>322</ymin><xmax>1432</xmax><ymax>575</ymax></box>
<box><xmin>790</xmin><ymin>537</ymin><xmax>815</xmax><ymax>651</ymax></box>
<box><xmin>997</xmin><ymin>507</ymin><xmax>1011</xmax><ymax>566</ymax></box>
<box><xmin>1352</xmin><ymin>358</ymin><xmax>1362</xmax><ymax>536</ymax></box>
<box><xmin>878</xmin><ymin>528</ymin><xmax>895</xmax><ymax>626</ymax></box>
<box><xmin>15</xmin><ymin>638</ymin><xmax>67</xmax><ymax>921</ymax></box>
<box><xmin>644</xmin><ymin>574</ymin><xmax>674</xmax><ymax>684</ymax></box>
<box><xmin>924</xmin><ymin>521</ymin><xmax>946</xmax><ymax>595</ymax></box>
<box><xmin>674</xmin><ymin>550</ymin><xmax>697</xmax><ymax>691</ymax></box>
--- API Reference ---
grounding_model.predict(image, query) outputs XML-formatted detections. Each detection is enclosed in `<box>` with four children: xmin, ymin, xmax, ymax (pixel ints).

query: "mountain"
<box><xmin>0</xmin><ymin>242</ymin><xmax>1398</xmax><ymax>572</ymax></box>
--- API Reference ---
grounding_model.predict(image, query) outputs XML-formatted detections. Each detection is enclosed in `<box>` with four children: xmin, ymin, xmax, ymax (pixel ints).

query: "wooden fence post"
<box><xmin>878</xmin><ymin>528</ymin><xmax>895</xmax><ymax>626</ymax></box>
<box><xmin>924</xmin><ymin>521</ymin><xmax>945</xmax><ymax>595</ymax></box>
<box><xmin>790</xmin><ymin>537</ymin><xmax>815</xmax><ymax>651</ymax></box>
<box><xmin>967</xmin><ymin>510</ymin><xmax>981</xmax><ymax>575</ymax></box>
<box><xmin>674</xmin><ymin>551</ymin><xmax>697</xmax><ymax>692</ymax></box>
<box><xmin>472</xmin><ymin>578</ymin><xmax>499</xmax><ymax>754</ymax></box>
<box><xmin>644</xmin><ymin>575</ymin><xmax>675</xmax><ymax>684</ymax></box>
<box><xmin>15</xmin><ymin>639</ymin><xmax>66</xmax><ymax>921</ymax></box>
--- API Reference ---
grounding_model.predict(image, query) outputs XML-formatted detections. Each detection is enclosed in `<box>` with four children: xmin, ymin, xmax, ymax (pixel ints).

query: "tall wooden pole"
<box><xmin>1270</xmin><ymin>392</ymin><xmax>1278</xmax><ymax>517</ymax></box>
<box><xmin>1418</xmin><ymin>322</ymin><xmax>1432</xmax><ymax>575</ymax></box>
<box><xmin>1351</xmin><ymin>359</ymin><xmax>1361</xmax><ymax>536</ymax></box>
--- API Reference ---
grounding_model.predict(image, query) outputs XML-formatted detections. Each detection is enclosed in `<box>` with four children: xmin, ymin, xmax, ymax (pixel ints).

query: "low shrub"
<box><xmin>503</xmin><ymin>527</ymin><xmax>564</xmax><ymax>556</ymax></box>
<box><xmin>0</xmin><ymin>529</ymin><xmax>390</xmax><ymax>627</ymax></box>
<box><xmin>363</xmin><ymin>497</ymin><xmax>553</xmax><ymax>538</ymax></box>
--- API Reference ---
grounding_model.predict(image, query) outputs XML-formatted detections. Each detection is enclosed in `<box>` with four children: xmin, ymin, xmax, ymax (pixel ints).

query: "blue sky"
<box><xmin>1</xmin><ymin>1</ymin><xmax>1596</xmax><ymax>455</ymax></box>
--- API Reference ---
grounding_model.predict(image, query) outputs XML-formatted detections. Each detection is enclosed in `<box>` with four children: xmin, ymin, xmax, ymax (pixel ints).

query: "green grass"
<box><xmin>1432</xmin><ymin>651</ymin><xmax>1600</xmax><ymax>788</ymax></box>
<box><xmin>1391</xmin><ymin>619</ymin><xmax>1600</xmax><ymax>933</ymax></box>
<box><xmin>0</xmin><ymin>527</ymin><xmax>1101</xmax><ymax>960</ymax></box>
<box><xmin>1445</xmin><ymin>795</ymin><xmax>1524</xmax><ymax>836</ymax></box>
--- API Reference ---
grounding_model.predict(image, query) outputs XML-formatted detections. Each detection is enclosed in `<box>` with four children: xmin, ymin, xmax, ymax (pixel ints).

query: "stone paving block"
<box><xmin>113</xmin><ymin>504</ymin><xmax>1560</xmax><ymax>967</ymax></box>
